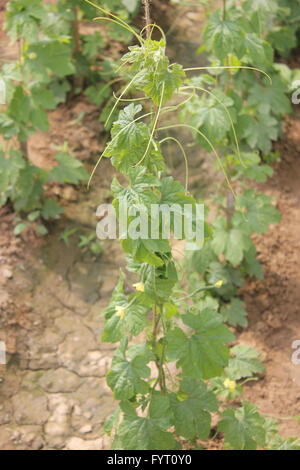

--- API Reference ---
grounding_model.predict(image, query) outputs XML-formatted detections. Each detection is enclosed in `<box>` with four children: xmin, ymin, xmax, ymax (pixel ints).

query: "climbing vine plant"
<box><xmin>89</xmin><ymin>1</ymin><xmax>299</xmax><ymax>450</ymax></box>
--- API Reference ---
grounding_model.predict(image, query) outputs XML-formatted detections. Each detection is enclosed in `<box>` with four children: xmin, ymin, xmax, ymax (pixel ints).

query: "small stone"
<box><xmin>79</xmin><ymin>424</ymin><xmax>92</xmax><ymax>434</ymax></box>
<box><xmin>13</xmin><ymin>391</ymin><xmax>50</xmax><ymax>425</ymax></box>
<box><xmin>265</xmin><ymin>313</ymin><xmax>282</xmax><ymax>329</ymax></box>
<box><xmin>13</xmin><ymin>426</ymin><xmax>44</xmax><ymax>450</ymax></box>
<box><xmin>257</xmin><ymin>293</ymin><xmax>270</xmax><ymax>311</ymax></box>
<box><xmin>64</xmin><ymin>437</ymin><xmax>104</xmax><ymax>450</ymax></box>
<box><xmin>73</xmin><ymin>405</ymin><xmax>82</xmax><ymax>416</ymax></box>
<box><xmin>77</xmin><ymin>351</ymin><xmax>109</xmax><ymax>377</ymax></box>
<box><xmin>44</xmin><ymin>422</ymin><xmax>70</xmax><ymax>437</ymax></box>
<box><xmin>38</xmin><ymin>368</ymin><xmax>81</xmax><ymax>393</ymax></box>
<box><xmin>57</xmin><ymin>327</ymin><xmax>97</xmax><ymax>371</ymax></box>
<box><xmin>2</xmin><ymin>268</ymin><xmax>13</xmax><ymax>279</ymax></box>
<box><xmin>62</xmin><ymin>186</ymin><xmax>78</xmax><ymax>201</ymax></box>
<box><xmin>0</xmin><ymin>401</ymin><xmax>13</xmax><ymax>425</ymax></box>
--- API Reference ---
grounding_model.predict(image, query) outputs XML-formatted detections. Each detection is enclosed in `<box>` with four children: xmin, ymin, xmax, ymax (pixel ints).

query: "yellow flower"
<box><xmin>215</xmin><ymin>280</ymin><xmax>223</xmax><ymax>288</ymax></box>
<box><xmin>115</xmin><ymin>305</ymin><xmax>125</xmax><ymax>319</ymax></box>
<box><xmin>133</xmin><ymin>282</ymin><xmax>145</xmax><ymax>292</ymax></box>
<box><xmin>224</xmin><ymin>378</ymin><xmax>236</xmax><ymax>393</ymax></box>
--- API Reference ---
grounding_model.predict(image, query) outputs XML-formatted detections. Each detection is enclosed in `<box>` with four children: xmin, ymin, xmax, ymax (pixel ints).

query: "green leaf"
<box><xmin>207</xmin><ymin>261</ymin><xmax>243</xmax><ymax>300</ymax></box>
<box><xmin>14</xmin><ymin>222</ymin><xmax>27</xmax><ymax>236</ymax></box>
<box><xmin>237</xmin><ymin>112</ymin><xmax>278</xmax><ymax>155</ymax></box>
<box><xmin>248</xmin><ymin>76</ymin><xmax>292</xmax><ymax>117</ymax></box>
<box><xmin>188</xmin><ymin>242</ymin><xmax>217</xmax><ymax>275</ymax></box>
<box><xmin>233</xmin><ymin>190</ymin><xmax>281</xmax><ymax>234</ymax></box>
<box><xmin>102</xmin><ymin>300</ymin><xmax>149</xmax><ymax>343</ymax></box>
<box><xmin>166</xmin><ymin>308</ymin><xmax>235</xmax><ymax>379</ymax></box>
<box><xmin>105</xmin><ymin>103</ymin><xmax>164</xmax><ymax>173</ymax></box>
<box><xmin>36</xmin><ymin>224</ymin><xmax>48</xmax><ymax>235</ymax></box>
<box><xmin>122</xmin><ymin>238</ymin><xmax>170</xmax><ymax>268</ymax></box>
<box><xmin>122</xmin><ymin>0</ymin><xmax>139</xmax><ymax>13</ymax></box>
<box><xmin>226</xmin><ymin>345</ymin><xmax>265</xmax><ymax>380</ymax></box>
<box><xmin>82</xmin><ymin>32</ymin><xmax>104</xmax><ymax>59</ymax></box>
<box><xmin>30</xmin><ymin>104</ymin><xmax>49</xmax><ymax>132</ymax></box>
<box><xmin>268</xmin><ymin>27</ymin><xmax>297</xmax><ymax>58</ymax></box>
<box><xmin>12</xmin><ymin>165</ymin><xmax>46</xmax><ymax>212</ymax></box>
<box><xmin>142</xmin><ymin>60</ymin><xmax>185</xmax><ymax>105</ymax></box>
<box><xmin>27</xmin><ymin>210</ymin><xmax>40</xmax><ymax>222</ymax></box>
<box><xmin>102</xmin><ymin>272</ymin><xmax>150</xmax><ymax>342</ymax></box>
<box><xmin>85</xmin><ymin>84</ymin><xmax>111</xmax><ymax>107</ymax></box>
<box><xmin>118</xmin><ymin>413</ymin><xmax>177</xmax><ymax>450</ymax></box>
<box><xmin>49</xmin><ymin>151</ymin><xmax>89</xmax><ymax>184</ymax></box>
<box><xmin>149</xmin><ymin>392</ymin><xmax>174</xmax><ymax>430</ymax></box>
<box><xmin>218</xmin><ymin>402</ymin><xmax>266</xmax><ymax>450</ymax></box>
<box><xmin>203</xmin><ymin>10</ymin><xmax>245</xmax><ymax>60</ymax></box>
<box><xmin>0</xmin><ymin>114</ymin><xmax>19</xmax><ymax>139</ymax></box>
<box><xmin>106</xmin><ymin>338</ymin><xmax>150</xmax><ymax>400</ymax></box>
<box><xmin>243</xmin><ymin>0</ymin><xmax>278</xmax><ymax>14</ymax></box>
<box><xmin>221</xmin><ymin>298</ymin><xmax>248</xmax><ymax>328</ymax></box>
<box><xmin>243</xmin><ymin>245</ymin><xmax>263</xmax><ymax>280</ymax></box>
<box><xmin>49</xmin><ymin>79</ymin><xmax>71</xmax><ymax>105</ymax></box>
<box><xmin>104</xmin><ymin>407</ymin><xmax>121</xmax><ymax>436</ymax></box>
<box><xmin>28</xmin><ymin>39</ymin><xmax>75</xmax><ymax>78</ymax></box>
<box><xmin>170</xmin><ymin>377</ymin><xmax>219</xmax><ymax>440</ymax></box>
<box><xmin>160</xmin><ymin>177</ymin><xmax>194</xmax><ymax>206</ymax></box>
<box><xmin>140</xmin><ymin>256</ymin><xmax>178</xmax><ymax>302</ymax></box>
<box><xmin>5</xmin><ymin>0</ymin><xmax>44</xmax><ymax>42</ymax></box>
<box><xmin>211</xmin><ymin>219</ymin><xmax>250</xmax><ymax>266</ymax></box>
<box><xmin>225</xmin><ymin>229</ymin><xmax>248</xmax><ymax>266</ymax></box>
<box><xmin>242</xmin><ymin>152</ymin><xmax>273</xmax><ymax>183</ymax></box>
<box><xmin>245</xmin><ymin>33</ymin><xmax>268</xmax><ymax>64</ymax></box>
<box><xmin>268</xmin><ymin>436</ymin><xmax>300</xmax><ymax>450</ymax></box>
<box><xmin>112</xmin><ymin>167</ymin><xmax>159</xmax><ymax>212</ymax></box>
<box><xmin>0</xmin><ymin>148</ymin><xmax>25</xmax><ymax>203</ymax></box>
<box><xmin>8</xmin><ymin>85</ymin><xmax>31</xmax><ymax>123</ymax></box>
<box><xmin>31</xmin><ymin>88</ymin><xmax>56</xmax><ymax>110</ymax></box>
<box><xmin>41</xmin><ymin>199</ymin><xmax>63</xmax><ymax>220</ymax></box>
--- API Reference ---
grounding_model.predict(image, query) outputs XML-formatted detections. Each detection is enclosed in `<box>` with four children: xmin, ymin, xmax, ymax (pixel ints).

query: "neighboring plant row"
<box><xmin>0</xmin><ymin>0</ymin><xmax>139</xmax><ymax>234</ymax></box>
<box><xmin>181</xmin><ymin>0</ymin><xmax>300</xmax><ymax>329</ymax></box>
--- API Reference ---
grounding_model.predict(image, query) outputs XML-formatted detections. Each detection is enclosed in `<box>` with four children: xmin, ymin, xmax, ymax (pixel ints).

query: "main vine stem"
<box><xmin>142</xmin><ymin>0</ymin><xmax>151</xmax><ymax>39</ymax></box>
<box><xmin>142</xmin><ymin>0</ymin><xmax>166</xmax><ymax>393</ymax></box>
<box><xmin>222</xmin><ymin>0</ymin><xmax>227</xmax><ymax>22</ymax></box>
<box><xmin>71</xmin><ymin>5</ymin><xmax>84</xmax><ymax>89</ymax></box>
<box><xmin>221</xmin><ymin>0</ymin><xmax>235</xmax><ymax>225</ymax></box>
<box><xmin>17</xmin><ymin>37</ymin><xmax>28</xmax><ymax>159</ymax></box>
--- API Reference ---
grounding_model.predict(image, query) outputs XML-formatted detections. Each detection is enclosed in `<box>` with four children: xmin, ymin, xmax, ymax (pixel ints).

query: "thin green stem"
<box><xmin>104</xmin><ymin>71</ymin><xmax>143</xmax><ymax>128</ymax></box>
<box><xmin>157</xmin><ymin>123</ymin><xmax>237</xmax><ymax>200</ymax></box>
<box><xmin>222</xmin><ymin>0</ymin><xmax>227</xmax><ymax>22</ymax></box>
<box><xmin>142</xmin><ymin>0</ymin><xmax>151</xmax><ymax>39</ymax></box>
<box><xmin>177</xmin><ymin>283</ymin><xmax>221</xmax><ymax>302</ymax></box>
<box><xmin>134</xmin><ymin>83</ymin><xmax>165</xmax><ymax>167</ymax></box>
<box><xmin>183</xmin><ymin>66</ymin><xmax>272</xmax><ymax>84</ymax></box>
<box><xmin>159</xmin><ymin>136</ymin><xmax>189</xmax><ymax>192</ymax></box>
<box><xmin>140</xmin><ymin>23</ymin><xmax>167</xmax><ymax>43</ymax></box>
<box><xmin>159</xmin><ymin>305</ymin><xmax>167</xmax><ymax>393</ymax></box>
<box><xmin>85</xmin><ymin>0</ymin><xmax>144</xmax><ymax>45</ymax></box>
<box><xmin>180</xmin><ymin>85</ymin><xmax>244</xmax><ymax>167</ymax></box>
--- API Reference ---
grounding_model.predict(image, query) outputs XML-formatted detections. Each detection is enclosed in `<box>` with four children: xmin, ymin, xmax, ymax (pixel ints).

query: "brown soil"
<box><xmin>238</xmin><ymin>109</ymin><xmax>300</xmax><ymax>438</ymax></box>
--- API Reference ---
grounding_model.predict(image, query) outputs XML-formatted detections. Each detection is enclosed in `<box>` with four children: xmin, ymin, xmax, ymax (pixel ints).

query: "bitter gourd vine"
<box><xmin>89</xmin><ymin>0</ymin><xmax>300</xmax><ymax>450</ymax></box>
